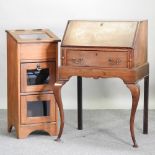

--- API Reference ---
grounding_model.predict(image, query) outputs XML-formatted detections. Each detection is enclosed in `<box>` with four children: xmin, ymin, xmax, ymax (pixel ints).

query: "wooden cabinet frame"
<box><xmin>7</xmin><ymin>29</ymin><xmax>60</xmax><ymax>138</ymax></box>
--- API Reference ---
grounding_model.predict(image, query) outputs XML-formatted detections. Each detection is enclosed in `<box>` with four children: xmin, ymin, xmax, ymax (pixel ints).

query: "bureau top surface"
<box><xmin>62</xmin><ymin>20</ymin><xmax>141</xmax><ymax>48</ymax></box>
<box><xmin>6</xmin><ymin>29</ymin><xmax>60</xmax><ymax>43</ymax></box>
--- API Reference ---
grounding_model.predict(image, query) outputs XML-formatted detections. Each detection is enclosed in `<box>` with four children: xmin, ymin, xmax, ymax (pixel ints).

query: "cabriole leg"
<box><xmin>53</xmin><ymin>81</ymin><xmax>66</xmax><ymax>141</ymax></box>
<box><xmin>126</xmin><ymin>83</ymin><xmax>140</xmax><ymax>148</ymax></box>
<box><xmin>8</xmin><ymin>124</ymin><xmax>13</xmax><ymax>133</ymax></box>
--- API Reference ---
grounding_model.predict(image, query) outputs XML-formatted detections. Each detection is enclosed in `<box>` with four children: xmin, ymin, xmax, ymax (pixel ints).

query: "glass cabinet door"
<box><xmin>27</xmin><ymin>100</ymin><xmax>50</xmax><ymax>117</ymax></box>
<box><xmin>21</xmin><ymin>94</ymin><xmax>56</xmax><ymax>124</ymax></box>
<box><xmin>27</xmin><ymin>67</ymin><xmax>49</xmax><ymax>86</ymax></box>
<box><xmin>21</xmin><ymin>62</ymin><xmax>55</xmax><ymax>92</ymax></box>
<box><xmin>18</xmin><ymin>33</ymin><xmax>51</xmax><ymax>40</ymax></box>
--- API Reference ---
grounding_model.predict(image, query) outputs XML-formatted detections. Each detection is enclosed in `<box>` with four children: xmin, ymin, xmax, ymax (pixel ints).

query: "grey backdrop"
<box><xmin>0</xmin><ymin>0</ymin><xmax>155</xmax><ymax>109</ymax></box>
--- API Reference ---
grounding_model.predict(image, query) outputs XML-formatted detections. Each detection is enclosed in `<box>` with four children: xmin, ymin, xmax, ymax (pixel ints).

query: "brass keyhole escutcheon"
<box><xmin>102</xmin><ymin>71</ymin><xmax>106</xmax><ymax>75</ymax></box>
<box><xmin>100</xmin><ymin>23</ymin><xmax>104</xmax><ymax>26</ymax></box>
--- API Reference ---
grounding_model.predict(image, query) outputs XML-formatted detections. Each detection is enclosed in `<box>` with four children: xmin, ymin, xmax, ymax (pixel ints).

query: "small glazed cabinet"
<box><xmin>6</xmin><ymin>29</ymin><xmax>60</xmax><ymax>138</ymax></box>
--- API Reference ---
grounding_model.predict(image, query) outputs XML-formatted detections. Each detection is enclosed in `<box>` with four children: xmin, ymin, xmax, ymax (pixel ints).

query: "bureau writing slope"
<box><xmin>7</xmin><ymin>29</ymin><xmax>60</xmax><ymax>138</ymax></box>
<box><xmin>54</xmin><ymin>21</ymin><xmax>149</xmax><ymax>147</ymax></box>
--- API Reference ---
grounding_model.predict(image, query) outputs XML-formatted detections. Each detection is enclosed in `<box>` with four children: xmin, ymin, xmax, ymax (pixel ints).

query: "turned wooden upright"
<box><xmin>54</xmin><ymin>20</ymin><xmax>149</xmax><ymax>147</ymax></box>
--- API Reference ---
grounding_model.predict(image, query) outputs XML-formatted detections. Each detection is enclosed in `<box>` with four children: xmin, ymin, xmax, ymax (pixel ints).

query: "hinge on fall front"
<box><xmin>128</xmin><ymin>52</ymin><xmax>133</xmax><ymax>69</ymax></box>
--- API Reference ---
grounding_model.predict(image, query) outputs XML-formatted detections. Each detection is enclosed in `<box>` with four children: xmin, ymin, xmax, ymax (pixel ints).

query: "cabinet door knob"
<box><xmin>36</xmin><ymin>64</ymin><xmax>42</xmax><ymax>71</ymax></box>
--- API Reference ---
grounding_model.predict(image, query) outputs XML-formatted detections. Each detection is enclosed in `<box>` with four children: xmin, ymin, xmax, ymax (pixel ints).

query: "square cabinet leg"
<box><xmin>143</xmin><ymin>75</ymin><xmax>149</xmax><ymax>134</ymax></box>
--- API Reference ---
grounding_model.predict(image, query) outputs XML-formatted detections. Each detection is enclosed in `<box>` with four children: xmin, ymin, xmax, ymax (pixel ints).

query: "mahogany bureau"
<box><xmin>54</xmin><ymin>20</ymin><xmax>149</xmax><ymax>147</ymax></box>
<box><xmin>6</xmin><ymin>29</ymin><xmax>60</xmax><ymax>138</ymax></box>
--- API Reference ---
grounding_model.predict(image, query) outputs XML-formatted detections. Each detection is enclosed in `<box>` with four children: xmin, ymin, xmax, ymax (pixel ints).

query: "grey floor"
<box><xmin>0</xmin><ymin>110</ymin><xmax>155</xmax><ymax>155</ymax></box>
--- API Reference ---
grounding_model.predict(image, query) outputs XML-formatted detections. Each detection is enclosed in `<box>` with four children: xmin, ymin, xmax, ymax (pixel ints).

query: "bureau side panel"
<box><xmin>133</xmin><ymin>21</ymin><xmax>148</xmax><ymax>67</ymax></box>
<box><xmin>7</xmin><ymin>34</ymin><xmax>20</xmax><ymax>131</ymax></box>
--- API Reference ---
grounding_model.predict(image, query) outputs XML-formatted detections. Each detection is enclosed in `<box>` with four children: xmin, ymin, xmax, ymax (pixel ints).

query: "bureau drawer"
<box><xmin>20</xmin><ymin>43</ymin><xmax>56</xmax><ymax>60</ymax></box>
<box><xmin>21</xmin><ymin>61</ymin><xmax>55</xmax><ymax>92</ymax></box>
<box><xmin>64</xmin><ymin>50</ymin><xmax>129</xmax><ymax>68</ymax></box>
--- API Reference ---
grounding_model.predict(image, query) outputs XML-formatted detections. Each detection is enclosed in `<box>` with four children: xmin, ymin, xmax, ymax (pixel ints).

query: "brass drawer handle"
<box><xmin>108</xmin><ymin>58</ymin><xmax>121</xmax><ymax>65</ymax></box>
<box><xmin>36</xmin><ymin>64</ymin><xmax>42</xmax><ymax>71</ymax></box>
<box><xmin>72</xmin><ymin>58</ymin><xmax>83</xmax><ymax>64</ymax></box>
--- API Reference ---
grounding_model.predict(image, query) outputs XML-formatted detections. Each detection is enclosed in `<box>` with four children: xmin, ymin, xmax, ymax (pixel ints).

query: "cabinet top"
<box><xmin>62</xmin><ymin>20</ymin><xmax>147</xmax><ymax>48</ymax></box>
<box><xmin>6</xmin><ymin>29</ymin><xmax>60</xmax><ymax>43</ymax></box>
